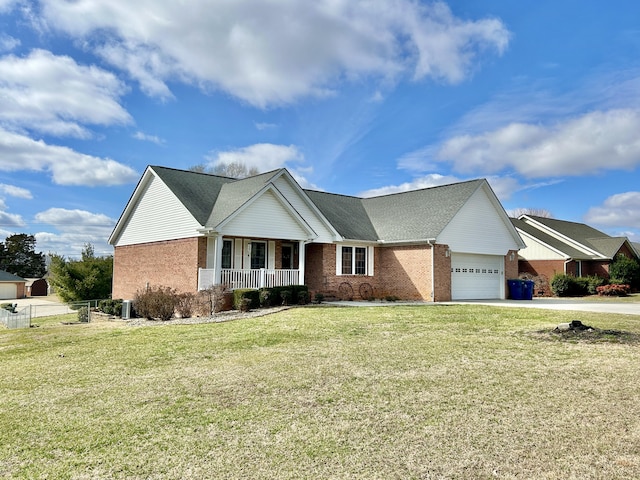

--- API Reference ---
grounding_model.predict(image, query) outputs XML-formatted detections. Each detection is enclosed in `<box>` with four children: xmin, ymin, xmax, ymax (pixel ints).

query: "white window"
<box><xmin>336</xmin><ymin>245</ymin><xmax>373</xmax><ymax>276</ymax></box>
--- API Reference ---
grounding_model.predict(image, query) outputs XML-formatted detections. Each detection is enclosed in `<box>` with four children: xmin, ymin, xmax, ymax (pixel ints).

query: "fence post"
<box><xmin>87</xmin><ymin>301</ymin><xmax>91</xmax><ymax>323</ymax></box>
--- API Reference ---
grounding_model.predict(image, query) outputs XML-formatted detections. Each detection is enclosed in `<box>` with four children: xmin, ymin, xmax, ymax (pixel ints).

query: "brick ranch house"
<box><xmin>109</xmin><ymin>166</ymin><xmax>525</xmax><ymax>302</ymax></box>
<box><xmin>511</xmin><ymin>215</ymin><xmax>640</xmax><ymax>289</ymax></box>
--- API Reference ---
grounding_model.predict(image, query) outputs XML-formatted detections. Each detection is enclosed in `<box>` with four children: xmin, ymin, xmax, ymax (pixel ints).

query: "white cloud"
<box><xmin>255</xmin><ymin>122</ymin><xmax>277</xmax><ymax>131</ymax></box>
<box><xmin>0</xmin><ymin>127</ymin><xmax>139</xmax><ymax>186</ymax></box>
<box><xmin>133</xmin><ymin>131</ymin><xmax>165</xmax><ymax>145</ymax></box>
<box><xmin>0</xmin><ymin>49</ymin><xmax>131</xmax><ymax>137</ymax></box>
<box><xmin>37</xmin><ymin>0</ymin><xmax>509</xmax><ymax>107</ymax></box>
<box><xmin>0</xmin><ymin>183</ymin><xmax>32</xmax><ymax>199</ymax></box>
<box><xmin>585</xmin><ymin>192</ymin><xmax>640</xmax><ymax>229</ymax></box>
<box><xmin>207</xmin><ymin>143</ymin><xmax>303</xmax><ymax>172</ymax></box>
<box><xmin>359</xmin><ymin>173</ymin><xmax>463</xmax><ymax>197</ymax></box>
<box><xmin>430</xmin><ymin>109</ymin><xmax>640</xmax><ymax>178</ymax></box>
<box><xmin>0</xmin><ymin>0</ymin><xmax>17</xmax><ymax>13</ymax></box>
<box><xmin>0</xmin><ymin>210</ymin><xmax>25</xmax><ymax>228</ymax></box>
<box><xmin>0</xmin><ymin>33</ymin><xmax>19</xmax><ymax>52</ymax></box>
<box><xmin>34</xmin><ymin>208</ymin><xmax>116</xmax><ymax>258</ymax></box>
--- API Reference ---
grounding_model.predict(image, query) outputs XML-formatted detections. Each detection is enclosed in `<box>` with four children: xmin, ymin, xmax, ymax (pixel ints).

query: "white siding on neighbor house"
<box><xmin>222</xmin><ymin>190</ymin><xmax>310</xmax><ymax>240</ymax></box>
<box><xmin>115</xmin><ymin>174</ymin><xmax>203</xmax><ymax>246</ymax></box>
<box><xmin>520</xmin><ymin>218</ymin><xmax>597</xmax><ymax>257</ymax></box>
<box><xmin>273</xmin><ymin>176</ymin><xmax>336</xmax><ymax>243</ymax></box>
<box><xmin>518</xmin><ymin>232</ymin><xmax>566</xmax><ymax>260</ymax></box>
<box><xmin>439</xmin><ymin>186</ymin><xmax>519</xmax><ymax>255</ymax></box>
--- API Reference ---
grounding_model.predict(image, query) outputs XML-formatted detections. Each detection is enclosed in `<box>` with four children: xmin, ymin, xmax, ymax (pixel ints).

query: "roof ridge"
<box><xmin>150</xmin><ymin>165</ymin><xmax>236</xmax><ymax>180</ymax></box>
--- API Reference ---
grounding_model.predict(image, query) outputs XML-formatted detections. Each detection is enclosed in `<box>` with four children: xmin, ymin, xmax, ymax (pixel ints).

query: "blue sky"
<box><xmin>1</xmin><ymin>0</ymin><xmax>639</xmax><ymax>259</ymax></box>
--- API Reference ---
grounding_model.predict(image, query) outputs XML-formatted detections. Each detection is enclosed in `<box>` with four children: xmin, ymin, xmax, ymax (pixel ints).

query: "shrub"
<box><xmin>196</xmin><ymin>285</ymin><xmax>229</xmax><ymax>316</ymax></box>
<box><xmin>134</xmin><ymin>286</ymin><xmax>178</xmax><ymax>321</ymax></box>
<box><xmin>233</xmin><ymin>289</ymin><xmax>259</xmax><ymax>310</ymax></box>
<box><xmin>1</xmin><ymin>303</ymin><xmax>17</xmax><ymax>313</ymax></box>
<box><xmin>239</xmin><ymin>297</ymin><xmax>252</xmax><ymax>312</ymax></box>
<box><xmin>280</xmin><ymin>289</ymin><xmax>292</xmax><ymax>305</ymax></box>
<box><xmin>98</xmin><ymin>299</ymin><xmax>123</xmax><ymax>316</ymax></box>
<box><xmin>259</xmin><ymin>288</ymin><xmax>272</xmax><ymax>307</ymax></box>
<box><xmin>314</xmin><ymin>293</ymin><xmax>324</xmax><ymax>304</ymax></box>
<box><xmin>596</xmin><ymin>284</ymin><xmax>630</xmax><ymax>296</ymax></box>
<box><xmin>77</xmin><ymin>306</ymin><xmax>89</xmax><ymax>323</ymax></box>
<box><xmin>175</xmin><ymin>292</ymin><xmax>195</xmax><ymax>318</ymax></box>
<box><xmin>609</xmin><ymin>254</ymin><xmax>640</xmax><ymax>290</ymax></box>
<box><xmin>297</xmin><ymin>290</ymin><xmax>309</xmax><ymax>305</ymax></box>
<box><xmin>551</xmin><ymin>274</ymin><xmax>579</xmax><ymax>297</ymax></box>
<box><xmin>585</xmin><ymin>276</ymin><xmax>606</xmax><ymax>295</ymax></box>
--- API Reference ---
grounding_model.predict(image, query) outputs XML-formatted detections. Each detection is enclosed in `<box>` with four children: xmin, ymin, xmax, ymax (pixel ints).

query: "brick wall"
<box><xmin>113</xmin><ymin>237</ymin><xmax>206</xmax><ymax>299</ymax></box>
<box><xmin>305</xmin><ymin>243</ymin><xmax>450</xmax><ymax>302</ymax></box>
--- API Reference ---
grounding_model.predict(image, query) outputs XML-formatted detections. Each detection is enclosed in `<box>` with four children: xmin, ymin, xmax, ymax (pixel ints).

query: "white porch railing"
<box><xmin>198</xmin><ymin>268</ymin><xmax>300</xmax><ymax>290</ymax></box>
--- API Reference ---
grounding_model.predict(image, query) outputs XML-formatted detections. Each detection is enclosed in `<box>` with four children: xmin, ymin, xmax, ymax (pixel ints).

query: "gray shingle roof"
<box><xmin>150</xmin><ymin>166</ymin><xmax>494</xmax><ymax>243</ymax></box>
<box><xmin>306</xmin><ymin>179</ymin><xmax>484</xmax><ymax>242</ymax></box>
<box><xmin>515</xmin><ymin>215</ymin><xmax>631</xmax><ymax>260</ymax></box>
<box><xmin>0</xmin><ymin>270</ymin><xmax>26</xmax><ymax>282</ymax></box>
<box><xmin>151</xmin><ymin>166</ymin><xmax>234</xmax><ymax>225</ymax></box>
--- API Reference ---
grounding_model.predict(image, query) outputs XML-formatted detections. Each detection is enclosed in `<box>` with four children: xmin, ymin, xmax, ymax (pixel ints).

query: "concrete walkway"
<box><xmin>326</xmin><ymin>297</ymin><xmax>640</xmax><ymax>316</ymax></box>
<box><xmin>8</xmin><ymin>297</ymin><xmax>76</xmax><ymax>318</ymax></box>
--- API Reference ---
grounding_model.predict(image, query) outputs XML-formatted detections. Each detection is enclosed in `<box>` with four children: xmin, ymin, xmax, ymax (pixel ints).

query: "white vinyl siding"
<box><xmin>115</xmin><ymin>175</ymin><xmax>203</xmax><ymax>246</ymax></box>
<box><xmin>274</xmin><ymin>176</ymin><xmax>335</xmax><ymax>243</ymax></box>
<box><xmin>517</xmin><ymin>231</ymin><xmax>566</xmax><ymax>260</ymax></box>
<box><xmin>223</xmin><ymin>190</ymin><xmax>309</xmax><ymax>240</ymax></box>
<box><xmin>439</xmin><ymin>186</ymin><xmax>521</xmax><ymax>255</ymax></box>
<box><xmin>451</xmin><ymin>253</ymin><xmax>503</xmax><ymax>300</ymax></box>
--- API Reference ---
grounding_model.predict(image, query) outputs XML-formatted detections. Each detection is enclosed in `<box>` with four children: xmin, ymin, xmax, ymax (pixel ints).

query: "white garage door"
<box><xmin>451</xmin><ymin>253</ymin><xmax>503</xmax><ymax>300</ymax></box>
<box><xmin>0</xmin><ymin>283</ymin><xmax>17</xmax><ymax>300</ymax></box>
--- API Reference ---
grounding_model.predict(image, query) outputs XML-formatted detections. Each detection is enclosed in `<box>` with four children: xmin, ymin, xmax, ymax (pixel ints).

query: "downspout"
<box><xmin>427</xmin><ymin>238</ymin><xmax>437</xmax><ymax>301</ymax></box>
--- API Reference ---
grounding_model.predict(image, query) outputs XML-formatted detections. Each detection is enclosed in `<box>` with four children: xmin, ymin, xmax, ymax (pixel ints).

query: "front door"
<box><xmin>281</xmin><ymin>244</ymin><xmax>293</xmax><ymax>269</ymax></box>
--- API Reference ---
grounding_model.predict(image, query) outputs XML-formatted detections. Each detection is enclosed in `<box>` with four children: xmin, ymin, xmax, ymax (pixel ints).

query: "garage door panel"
<box><xmin>0</xmin><ymin>283</ymin><xmax>17</xmax><ymax>300</ymax></box>
<box><xmin>451</xmin><ymin>253</ymin><xmax>502</xmax><ymax>300</ymax></box>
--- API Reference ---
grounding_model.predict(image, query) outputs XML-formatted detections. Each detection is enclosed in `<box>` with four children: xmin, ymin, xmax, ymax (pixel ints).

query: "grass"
<box><xmin>1</xmin><ymin>305</ymin><xmax>640</xmax><ymax>479</ymax></box>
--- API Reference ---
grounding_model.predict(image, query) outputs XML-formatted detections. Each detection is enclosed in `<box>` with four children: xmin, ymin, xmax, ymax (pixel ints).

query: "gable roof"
<box><xmin>514</xmin><ymin>215</ymin><xmax>634</xmax><ymax>260</ymax></box>
<box><xmin>0</xmin><ymin>271</ymin><xmax>26</xmax><ymax>283</ymax></box>
<box><xmin>306</xmin><ymin>179</ymin><xmax>498</xmax><ymax>243</ymax></box>
<box><xmin>112</xmin><ymin>166</ymin><xmax>521</xmax><ymax>247</ymax></box>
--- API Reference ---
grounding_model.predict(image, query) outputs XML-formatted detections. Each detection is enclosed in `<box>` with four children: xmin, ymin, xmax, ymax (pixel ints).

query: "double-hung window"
<box><xmin>340</xmin><ymin>246</ymin><xmax>369</xmax><ymax>275</ymax></box>
<box><xmin>221</xmin><ymin>240</ymin><xmax>233</xmax><ymax>269</ymax></box>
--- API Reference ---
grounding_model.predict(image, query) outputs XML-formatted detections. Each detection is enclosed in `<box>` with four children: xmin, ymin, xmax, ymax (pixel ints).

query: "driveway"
<box><xmin>327</xmin><ymin>298</ymin><xmax>640</xmax><ymax>316</ymax></box>
<box><xmin>8</xmin><ymin>297</ymin><xmax>75</xmax><ymax>318</ymax></box>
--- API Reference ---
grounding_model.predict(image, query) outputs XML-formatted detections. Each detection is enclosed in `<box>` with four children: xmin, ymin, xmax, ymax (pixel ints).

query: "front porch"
<box><xmin>198</xmin><ymin>267</ymin><xmax>300</xmax><ymax>290</ymax></box>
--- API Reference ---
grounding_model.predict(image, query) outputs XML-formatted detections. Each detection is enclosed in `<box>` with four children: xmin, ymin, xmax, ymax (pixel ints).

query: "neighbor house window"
<box><xmin>340</xmin><ymin>246</ymin><xmax>369</xmax><ymax>275</ymax></box>
<box><xmin>221</xmin><ymin>240</ymin><xmax>233</xmax><ymax>269</ymax></box>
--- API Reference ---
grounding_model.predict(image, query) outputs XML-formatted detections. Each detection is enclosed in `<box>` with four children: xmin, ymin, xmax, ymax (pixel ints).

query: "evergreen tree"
<box><xmin>49</xmin><ymin>244</ymin><xmax>113</xmax><ymax>302</ymax></box>
<box><xmin>0</xmin><ymin>234</ymin><xmax>46</xmax><ymax>278</ymax></box>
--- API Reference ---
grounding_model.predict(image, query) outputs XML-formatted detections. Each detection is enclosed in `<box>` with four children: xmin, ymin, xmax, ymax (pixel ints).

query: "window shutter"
<box><xmin>268</xmin><ymin>241</ymin><xmax>276</xmax><ymax>270</ymax></box>
<box><xmin>336</xmin><ymin>244</ymin><xmax>342</xmax><ymax>276</ymax></box>
<box><xmin>368</xmin><ymin>246</ymin><xmax>374</xmax><ymax>276</ymax></box>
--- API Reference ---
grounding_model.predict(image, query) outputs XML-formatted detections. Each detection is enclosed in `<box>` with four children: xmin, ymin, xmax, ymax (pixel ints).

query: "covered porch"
<box><xmin>197</xmin><ymin>236</ymin><xmax>306</xmax><ymax>291</ymax></box>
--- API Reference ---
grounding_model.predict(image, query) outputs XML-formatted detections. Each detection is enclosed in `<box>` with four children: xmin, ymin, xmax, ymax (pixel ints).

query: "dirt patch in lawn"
<box><xmin>530</xmin><ymin>320</ymin><xmax>640</xmax><ymax>345</ymax></box>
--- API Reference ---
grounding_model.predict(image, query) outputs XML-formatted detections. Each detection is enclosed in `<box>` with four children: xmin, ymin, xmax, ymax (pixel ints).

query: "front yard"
<box><xmin>1</xmin><ymin>305</ymin><xmax>639</xmax><ymax>479</ymax></box>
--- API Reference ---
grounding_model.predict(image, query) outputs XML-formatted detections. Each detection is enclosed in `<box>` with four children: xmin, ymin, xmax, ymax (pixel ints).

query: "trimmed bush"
<box><xmin>77</xmin><ymin>306</ymin><xmax>89</xmax><ymax>323</ymax></box>
<box><xmin>314</xmin><ymin>293</ymin><xmax>324</xmax><ymax>304</ymax></box>
<box><xmin>551</xmin><ymin>274</ymin><xmax>581</xmax><ymax>297</ymax></box>
<box><xmin>259</xmin><ymin>288</ymin><xmax>272</xmax><ymax>308</ymax></box>
<box><xmin>233</xmin><ymin>289</ymin><xmax>260</xmax><ymax>310</ymax></box>
<box><xmin>175</xmin><ymin>292</ymin><xmax>195</xmax><ymax>318</ymax></box>
<box><xmin>98</xmin><ymin>299</ymin><xmax>123</xmax><ymax>316</ymax></box>
<box><xmin>597</xmin><ymin>284</ymin><xmax>630</xmax><ymax>296</ymax></box>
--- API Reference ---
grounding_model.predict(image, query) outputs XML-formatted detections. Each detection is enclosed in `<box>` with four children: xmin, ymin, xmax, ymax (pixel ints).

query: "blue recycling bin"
<box><xmin>522</xmin><ymin>280</ymin><xmax>534</xmax><ymax>300</ymax></box>
<box><xmin>507</xmin><ymin>279</ymin><xmax>524</xmax><ymax>300</ymax></box>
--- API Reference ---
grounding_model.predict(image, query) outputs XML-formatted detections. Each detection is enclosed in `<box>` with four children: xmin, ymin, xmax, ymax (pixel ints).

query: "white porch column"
<box><xmin>298</xmin><ymin>240</ymin><xmax>306</xmax><ymax>285</ymax></box>
<box><xmin>214</xmin><ymin>235</ymin><xmax>224</xmax><ymax>285</ymax></box>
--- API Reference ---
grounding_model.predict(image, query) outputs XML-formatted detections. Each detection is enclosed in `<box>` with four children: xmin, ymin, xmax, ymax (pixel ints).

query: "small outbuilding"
<box><xmin>25</xmin><ymin>278</ymin><xmax>48</xmax><ymax>297</ymax></box>
<box><xmin>0</xmin><ymin>271</ymin><xmax>27</xmax><ymax>300</ymax></box>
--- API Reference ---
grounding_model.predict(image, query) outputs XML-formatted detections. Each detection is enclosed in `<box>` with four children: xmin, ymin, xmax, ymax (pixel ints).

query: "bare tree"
<box><xmin>189</xmin><ymin>161</ymin><xmax>259</xmax><ymax>178</ymax></box>
<box><xmin>509</xmin><ymin>208</ymin><xmax>553</xmax><ymax>218</ymax></box>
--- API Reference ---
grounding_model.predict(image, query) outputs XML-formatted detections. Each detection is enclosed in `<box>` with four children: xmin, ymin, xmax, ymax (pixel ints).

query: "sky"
<box><xmin>1</xmin><ymin>0</ymin><xmax>640</xmax><ymax>259</ymax></box>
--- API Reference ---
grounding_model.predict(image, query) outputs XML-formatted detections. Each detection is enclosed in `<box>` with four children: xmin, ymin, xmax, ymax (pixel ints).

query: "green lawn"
<box><xmin>1</xmin><ymin>305</ymin><xmax>639</xmax><ymax>479</ymax></box>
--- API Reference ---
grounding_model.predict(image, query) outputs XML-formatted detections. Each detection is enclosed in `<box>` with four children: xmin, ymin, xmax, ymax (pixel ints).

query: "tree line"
<box><xmin>1</xmin><ymin>234</ymin><xmax>112</xmax><ymax>302</ymax></box>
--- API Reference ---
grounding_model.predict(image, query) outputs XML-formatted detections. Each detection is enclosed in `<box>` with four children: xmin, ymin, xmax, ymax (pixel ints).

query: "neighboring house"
<box><xmin>511</xmin><ymin>215</ymin><xmax>639</xmax><ymax>282</ymax></box>
<box><xmin>0</xmin><ymin>271</ymin><xmax>26</xmax><ymax>300</ymax></box>
<box><xmin>109</xmin><ymin>166</ymin><xmax>524</xmax><ymax>302</ymax></box>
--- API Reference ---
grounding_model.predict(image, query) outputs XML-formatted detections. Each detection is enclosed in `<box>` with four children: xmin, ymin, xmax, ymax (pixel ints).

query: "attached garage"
<box><xmin>451</xmin><ymin>253</ymin><xmax>504</xmax><ymax>300</ymax></box>
<box><xmin>0</xmin><ymin>271</ymin><xmax>27</xmax><ymax>300</ymax></box>
<box><xmin>0</xmin><ymin>283</ymin><xmax>17</xmax><ymax>300</ymax></box>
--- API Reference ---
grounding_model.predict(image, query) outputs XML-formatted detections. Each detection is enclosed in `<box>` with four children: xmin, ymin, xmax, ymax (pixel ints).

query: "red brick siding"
<box><xmin>113</xmin><ymin>237</ymin><xmax>206</xmax><ymax>299</ymax></box>
<box><xmin>305</xmin><ymin>243</ymin><xmax>456</xmax><ymax>302</ymax></box>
